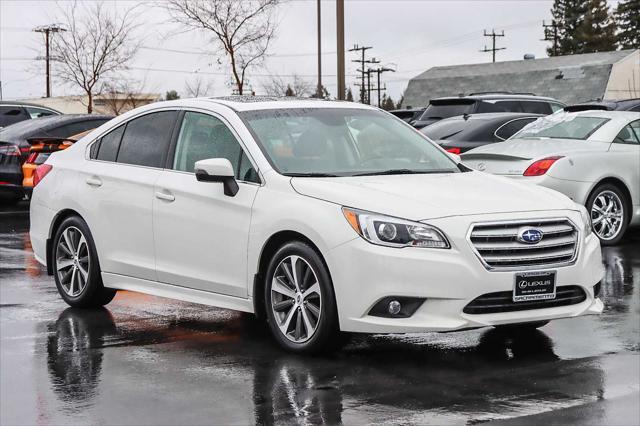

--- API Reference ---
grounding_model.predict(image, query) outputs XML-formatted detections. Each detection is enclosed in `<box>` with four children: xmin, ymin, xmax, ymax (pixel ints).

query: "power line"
<box><xmin>480</xmin><ymin>29</ymin><xmax>505</xmax><ymax>63</ymax></box>
<box><xmin>138</xmin><ymin>45</ymin><xmax>337</xmax><ymax>58</ymax></box>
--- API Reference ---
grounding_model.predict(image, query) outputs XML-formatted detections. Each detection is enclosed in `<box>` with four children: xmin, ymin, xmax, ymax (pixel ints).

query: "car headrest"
<box><xmin>293</xmin><ymin>128</ymin><xmax>329</xmax><ymax>158</ymax></box>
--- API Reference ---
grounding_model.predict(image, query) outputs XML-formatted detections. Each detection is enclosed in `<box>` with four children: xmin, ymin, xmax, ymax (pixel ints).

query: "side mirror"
<box><xmin>194</xmin><ymin>158</ymin><xmax>239</xmax><ymax>197</ymax></box>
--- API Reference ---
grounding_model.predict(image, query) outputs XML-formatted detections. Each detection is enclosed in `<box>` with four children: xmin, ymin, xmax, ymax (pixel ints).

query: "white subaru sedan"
<box><xmin>30</xmin><ymin>97</ymin><xmax>604</xmax><ymax>353</ymax></box>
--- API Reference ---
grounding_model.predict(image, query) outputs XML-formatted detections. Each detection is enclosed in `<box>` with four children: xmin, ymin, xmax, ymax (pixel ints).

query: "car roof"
<box><xmin>0</xmin><ymin>114</ymin><xmax>112</xmax><ymax>140</ymax></box>
<box><xmin>0</xmin><ymin>100</ymin><xmax>62</xmax><ymax>113</ymax></box>
<box><xmin>432</xmin><ymin>93</ymin><xmax>560</xmax><ymax>102</ymax></box>
<box><xmin>439</xmin><ymin>112</ymin><xmax>542</xmax><ymax>122</ymax></box>
<box><xmin>564</xmin><ymin>110</ymin><xmax>640</xmax><ymax>120</ymax></box>
<box><xmin>564</xmin><ymin>98</ymin><xmax>640</xmax><ymax>112</ymax></box>
<box><xmin>155</xmin><ymin>96</ymin><xmax>378</xmax><ymax>112</ymax></box>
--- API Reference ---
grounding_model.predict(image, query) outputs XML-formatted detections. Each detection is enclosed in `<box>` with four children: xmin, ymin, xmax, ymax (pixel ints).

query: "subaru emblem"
<box><xmin>517</xmin><ymin>228</ymin><xmax>543</xmax><ymax>244</ymax></box>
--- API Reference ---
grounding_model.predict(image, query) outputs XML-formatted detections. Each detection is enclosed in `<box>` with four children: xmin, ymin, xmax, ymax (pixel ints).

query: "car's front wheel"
<box><xmin>52</xmin><ymin>216</ymin><xmax>116</xmax><ymax>307</ymax></box>
<box><xmin>264</xmin><ymin>242</ymin><xmax>340</xmax><ymax>353</ymax></box>
<box><xmin>586</xmin><ymin>183</ymin><xmax>629</xmax><ymax>246</ymax></box>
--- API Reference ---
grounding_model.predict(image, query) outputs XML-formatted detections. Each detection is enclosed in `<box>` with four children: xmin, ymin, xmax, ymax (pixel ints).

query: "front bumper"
<box><xmin>327</xmin><ymin>210</ymin><xmax>604</xmax><ymax>333</ymax></box>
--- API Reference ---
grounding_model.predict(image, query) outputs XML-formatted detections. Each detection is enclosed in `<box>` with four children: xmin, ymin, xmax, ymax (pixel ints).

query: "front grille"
<box><xmin>469</xmin><ymin>218</ymin><xmax>578</xmax><ymax>270</ymax></box>
<box><xmin>463</xmin><ymin>285</ymin><xmax>586</xmax><ymax>314</ymax></box>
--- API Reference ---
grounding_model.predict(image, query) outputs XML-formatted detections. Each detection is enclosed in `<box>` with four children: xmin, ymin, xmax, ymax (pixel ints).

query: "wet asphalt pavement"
<box><xmin>1</xmin><ymin>202</ymin><xmax>639</xmax><ymax>425</ymax></box>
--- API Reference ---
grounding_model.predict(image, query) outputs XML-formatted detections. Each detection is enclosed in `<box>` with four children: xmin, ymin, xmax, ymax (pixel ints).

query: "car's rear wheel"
<box><xmin>53</xmin><ymin>216</ymin><xmax>116</xmax><ymax>307</ymax></box>
<box><xmin>586</xmin><ymin>183</ymin><xmax>629</xmax><ymax>246</ymax></box>
<box><xmin>264</xmin><ymin>242</ymin><xmax>340</xmax><ymax>353</ymax></box>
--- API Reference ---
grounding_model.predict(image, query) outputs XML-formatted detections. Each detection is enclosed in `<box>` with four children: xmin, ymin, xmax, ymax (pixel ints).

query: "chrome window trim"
<box><xmin>84</xmin><ymin>106</ymin><xmax>264</xmax><ymax>185</ymax></box>
<box><xmin>466</xmin><ymin>217</ymin><xmax>581</xmax><ymax>271</ymax></box>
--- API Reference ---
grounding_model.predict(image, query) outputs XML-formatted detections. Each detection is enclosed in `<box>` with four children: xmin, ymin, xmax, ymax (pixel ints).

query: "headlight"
<box><xmin>342</xmin><ymin>207</ymin><xmax>450</xmax><ymax>249</ymax></box>
<box><xmin>578</xmin><ymin>204</ymin><xmax>592</xmax><ymax>237</ymax></box>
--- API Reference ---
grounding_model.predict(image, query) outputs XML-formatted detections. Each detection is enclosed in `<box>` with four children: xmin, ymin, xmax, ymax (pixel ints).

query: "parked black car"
<box><xmin>564</xmin><ymin>98</ymin><xmax>640</xmax><ymax>113</ymax></box>
<box><xmin>0</xmin><ymin>101</ymin><xmax>62</xmax><ymax>129</ymax></box>
<box><xmin>0</xmin><ymin>114</ymin><xmax>112</xmax><ymax>203</ymax></box>
<box><xmin>412</xmin><ymin>93</ymin><xmax>564</xmax><ymax>129</ymax></box>
<box><xmin>420</xmin><ymin>112</ymin><xmax>542</xmax><ymax>154</ymax></box>
<box><xmin>388</xmin><ymin>108</ymin><xmax>426</xmax><ymax>123</ymax></box>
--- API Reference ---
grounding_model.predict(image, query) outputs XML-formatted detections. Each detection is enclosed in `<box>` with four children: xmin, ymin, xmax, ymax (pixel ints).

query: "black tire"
<box><xmin>264</xmin><ymin>241</ymin><xmax>340</xmax><ymax>354</ymax></box>
<box><xmin>494</xmin><ymin>320</ymin><xmax>549</xmax><ymax>331</ymax></box>
<box><xmin>52</xmin><ymin>216</ymin><xmax>116</xmax><ymax>307</ymax></box>
<box><xmin>586</xmin><ymin>183</ymin><xmax>629</xmax><ymax>246</ymax></box>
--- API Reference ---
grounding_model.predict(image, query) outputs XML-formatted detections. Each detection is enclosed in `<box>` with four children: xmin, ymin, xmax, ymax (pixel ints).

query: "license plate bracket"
<box><xmin>513</xmin><ymin>271</ymin><xmax>556</xmax><ymax>302</ymax></box>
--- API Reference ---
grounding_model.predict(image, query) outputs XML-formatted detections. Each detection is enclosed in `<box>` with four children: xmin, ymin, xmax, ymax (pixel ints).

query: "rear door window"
<box><xmin>491</xmin><ymin>101</ymin><xmax>522</xmax><ymax>112</ymax></box>
<box><xmin>24</xmin><ymin>107</ymin><xmax>57</xmax><ymax>119</ymax></box>
<box><xmin>495</xmin><ymin>118</ymin><xmax>539</xmax><ymax>140</ymax></box>
<box><xmin>116</xmin><ymin>111</ymin><xmax>178</xmax><ymax>168</ymax></box>
<box><xmin>614</xmin><ymin>122</ymin><xmax>640</xmax><ymax>145</ymax></box>
<box><xmin>0</xmin><ymin>106</ymin><xmax>29</xmax><ymax>127</ymax></box>
<box><xmin>520</xmin><ymin>101</ymin><xmax>552</xmax><ymax>115</ymax></box>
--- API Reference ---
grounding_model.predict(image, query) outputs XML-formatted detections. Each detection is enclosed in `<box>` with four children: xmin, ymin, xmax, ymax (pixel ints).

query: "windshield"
<box><xmin>240</xmin><ymin>108</ymin><xmax>459</xmax><ymax>176</ymax></box>
<box><xmin>513</xmin><ymin>115</ymin><xmax>609</xmax><ymax>140</ymax></box>
<box><xmin>418</xmin><ymin>103</ymin><xmax>474</xmax><ymax>121</ymax></box>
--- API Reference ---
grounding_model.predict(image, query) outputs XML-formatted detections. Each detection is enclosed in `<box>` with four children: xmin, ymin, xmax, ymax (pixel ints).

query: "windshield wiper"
<box><xmin>284</xmin><ymin>172</ymin><xmax>339</xmax><ymax>177</ymax></box>
<box><xmin>353</xmin><ymin>169</ymin><xmax>454</xmax><ymax>177</ymax></box>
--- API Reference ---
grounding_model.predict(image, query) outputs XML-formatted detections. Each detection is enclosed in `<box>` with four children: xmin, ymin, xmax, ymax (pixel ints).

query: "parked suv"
<box><xmin>0</xmin><ymin>101</ymin><xmax>61</xmax><ymax>129</ymax></box>
<box><xmin>30</xmin><ymin>97</ymin><xmax>602</xmax><ymax>353</ymax></box>
<box><xmin>412</xmin><ymin>93</ymin><xmax>564</xmax><ymax>129</ymax></box>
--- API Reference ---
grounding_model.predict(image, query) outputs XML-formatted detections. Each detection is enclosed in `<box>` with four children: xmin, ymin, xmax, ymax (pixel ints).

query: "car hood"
<box><xmin>461</xmin><ymin>138</ymin><xmax>611</xmax><ymax>160</ymax></box>
<box><xmin>290</xmin><ymin>171</ymin><xmax>576</xmax><ymax>221</ymax></box>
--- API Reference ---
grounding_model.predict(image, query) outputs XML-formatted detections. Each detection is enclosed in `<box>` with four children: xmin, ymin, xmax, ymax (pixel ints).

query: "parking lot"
<box><xmin>0</xmin><ymin>202</ymin><xmax>638</xmax><ymax>425</ymax></box>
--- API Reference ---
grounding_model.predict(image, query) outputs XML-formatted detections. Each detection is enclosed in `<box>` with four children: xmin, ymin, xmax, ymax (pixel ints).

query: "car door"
<box><xmin>79</xmin><ymin>110</ymin><xmax>179</xmax><ymax>281</ymax></box>
<box><xmin>609</xmin><ymin>120</ymin><xmax>640</xmax><ymax>208</ymax></box>
<box><xmin>153</xmin><ymin>110</ymin><xmax>261</xmax><ymax>297</ymax></box>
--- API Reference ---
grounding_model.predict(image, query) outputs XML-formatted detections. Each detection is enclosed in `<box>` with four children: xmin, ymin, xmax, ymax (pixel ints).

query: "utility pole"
<box><xmin>34</xmin><ymin>24</ymin><xmax>66</xmax><ymax>98</ymax></box>
<box><xmin>480</xmin><ymin>29</ymin><xmax>505</xmax><ymax>63</ymax></box>
<box><xmin>316</xmin><ymin>0</ymin><xmax>322</xmax><ymax>97</ymax></box>
<box><xmin>350</xmin><ymin>45</ymin><xmax>378</xmax><ymax>103</ymax></box>
<box><xmin>371</xmin><ymin>67</ymin><xmax>395</xmax><ymax>107</ymax></box>
<box><xmin>336</xmin><ymin>0</ymin><xmax>345</xmax><ymax>100</ymax></box>
<box><xmin>542</xmin><ymin>20</ymin><xmax>560</xmax><ymax>56</ymax></box>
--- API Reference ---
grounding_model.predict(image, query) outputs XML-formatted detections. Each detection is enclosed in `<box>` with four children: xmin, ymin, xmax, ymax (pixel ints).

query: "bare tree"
<box><xmin>164</xmin><ymin>0</ymin><xmax>280</xmax><ymax>95</ymax></box>
<box><xmin>263</xmin><ymin>74</ymin><xmax>313</xmax><ymax>97</ymax></box>
<box><xmin>184</xmin><ymin>75</ymin><xmax>214</xmax><ymax>97</ymax></box>
<box><xmin>51</xmin><ymin>2</ymin><xmax>140</xmax><ymax>113</ymax></box>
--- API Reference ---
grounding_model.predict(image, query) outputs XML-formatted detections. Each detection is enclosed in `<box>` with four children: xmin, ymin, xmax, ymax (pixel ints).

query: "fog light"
<box><xmin>388</xmin><ymin>300</ymin><xmax>402</xmax><ymax>315</ymax></box>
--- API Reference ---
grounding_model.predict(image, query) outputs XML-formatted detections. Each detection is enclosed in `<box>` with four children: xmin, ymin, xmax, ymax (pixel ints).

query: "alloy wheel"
<box><xmin>270</xmin><ymin>255</ymin><xmax>322</xmax><ymax>343</ymax></box>
<box><xmin>56</xmin><ymin>226</ymin><xmax>90</xmax><ymax>297</ymax></box>
<box><xmin>590</xmin><ymin>190</ymin><xmax>624</xmax><ymax>241</ymax></box>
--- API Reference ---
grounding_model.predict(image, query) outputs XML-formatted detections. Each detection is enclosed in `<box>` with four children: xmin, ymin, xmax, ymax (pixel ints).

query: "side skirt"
<box><xmin>101</xmin><ymin>272</ymin><xmax>254</xmax><ymax>313</ymax></box>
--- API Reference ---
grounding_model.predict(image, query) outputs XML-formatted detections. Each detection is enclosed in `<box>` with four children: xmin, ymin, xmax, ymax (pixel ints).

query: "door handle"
<box><xmin>86</xmin><ymin>177</ymin><xmax>102</xmax><ymax>187</ymax></box>
<box><xmin>155</xmin><ymin>191</ymin><xmax>175</xmax><ymax>202</ymax></box>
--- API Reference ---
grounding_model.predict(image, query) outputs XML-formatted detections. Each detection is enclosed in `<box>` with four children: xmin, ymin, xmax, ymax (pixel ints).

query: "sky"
<box><xmin>0</xmin><ymin>0</ymin><xmax>624</xmax><ymax>103</ymax></box>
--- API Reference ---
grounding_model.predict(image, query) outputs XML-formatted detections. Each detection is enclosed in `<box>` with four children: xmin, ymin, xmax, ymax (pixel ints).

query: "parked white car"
<box><xmin>461</xmin><ymin>110</ymin><xmax>640</xmax><ymax>245</ymax></box>
<box><xmin>30</xmin><ymin>98</ymin><xmax>603</xmax><ymax>353</ymax></box>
